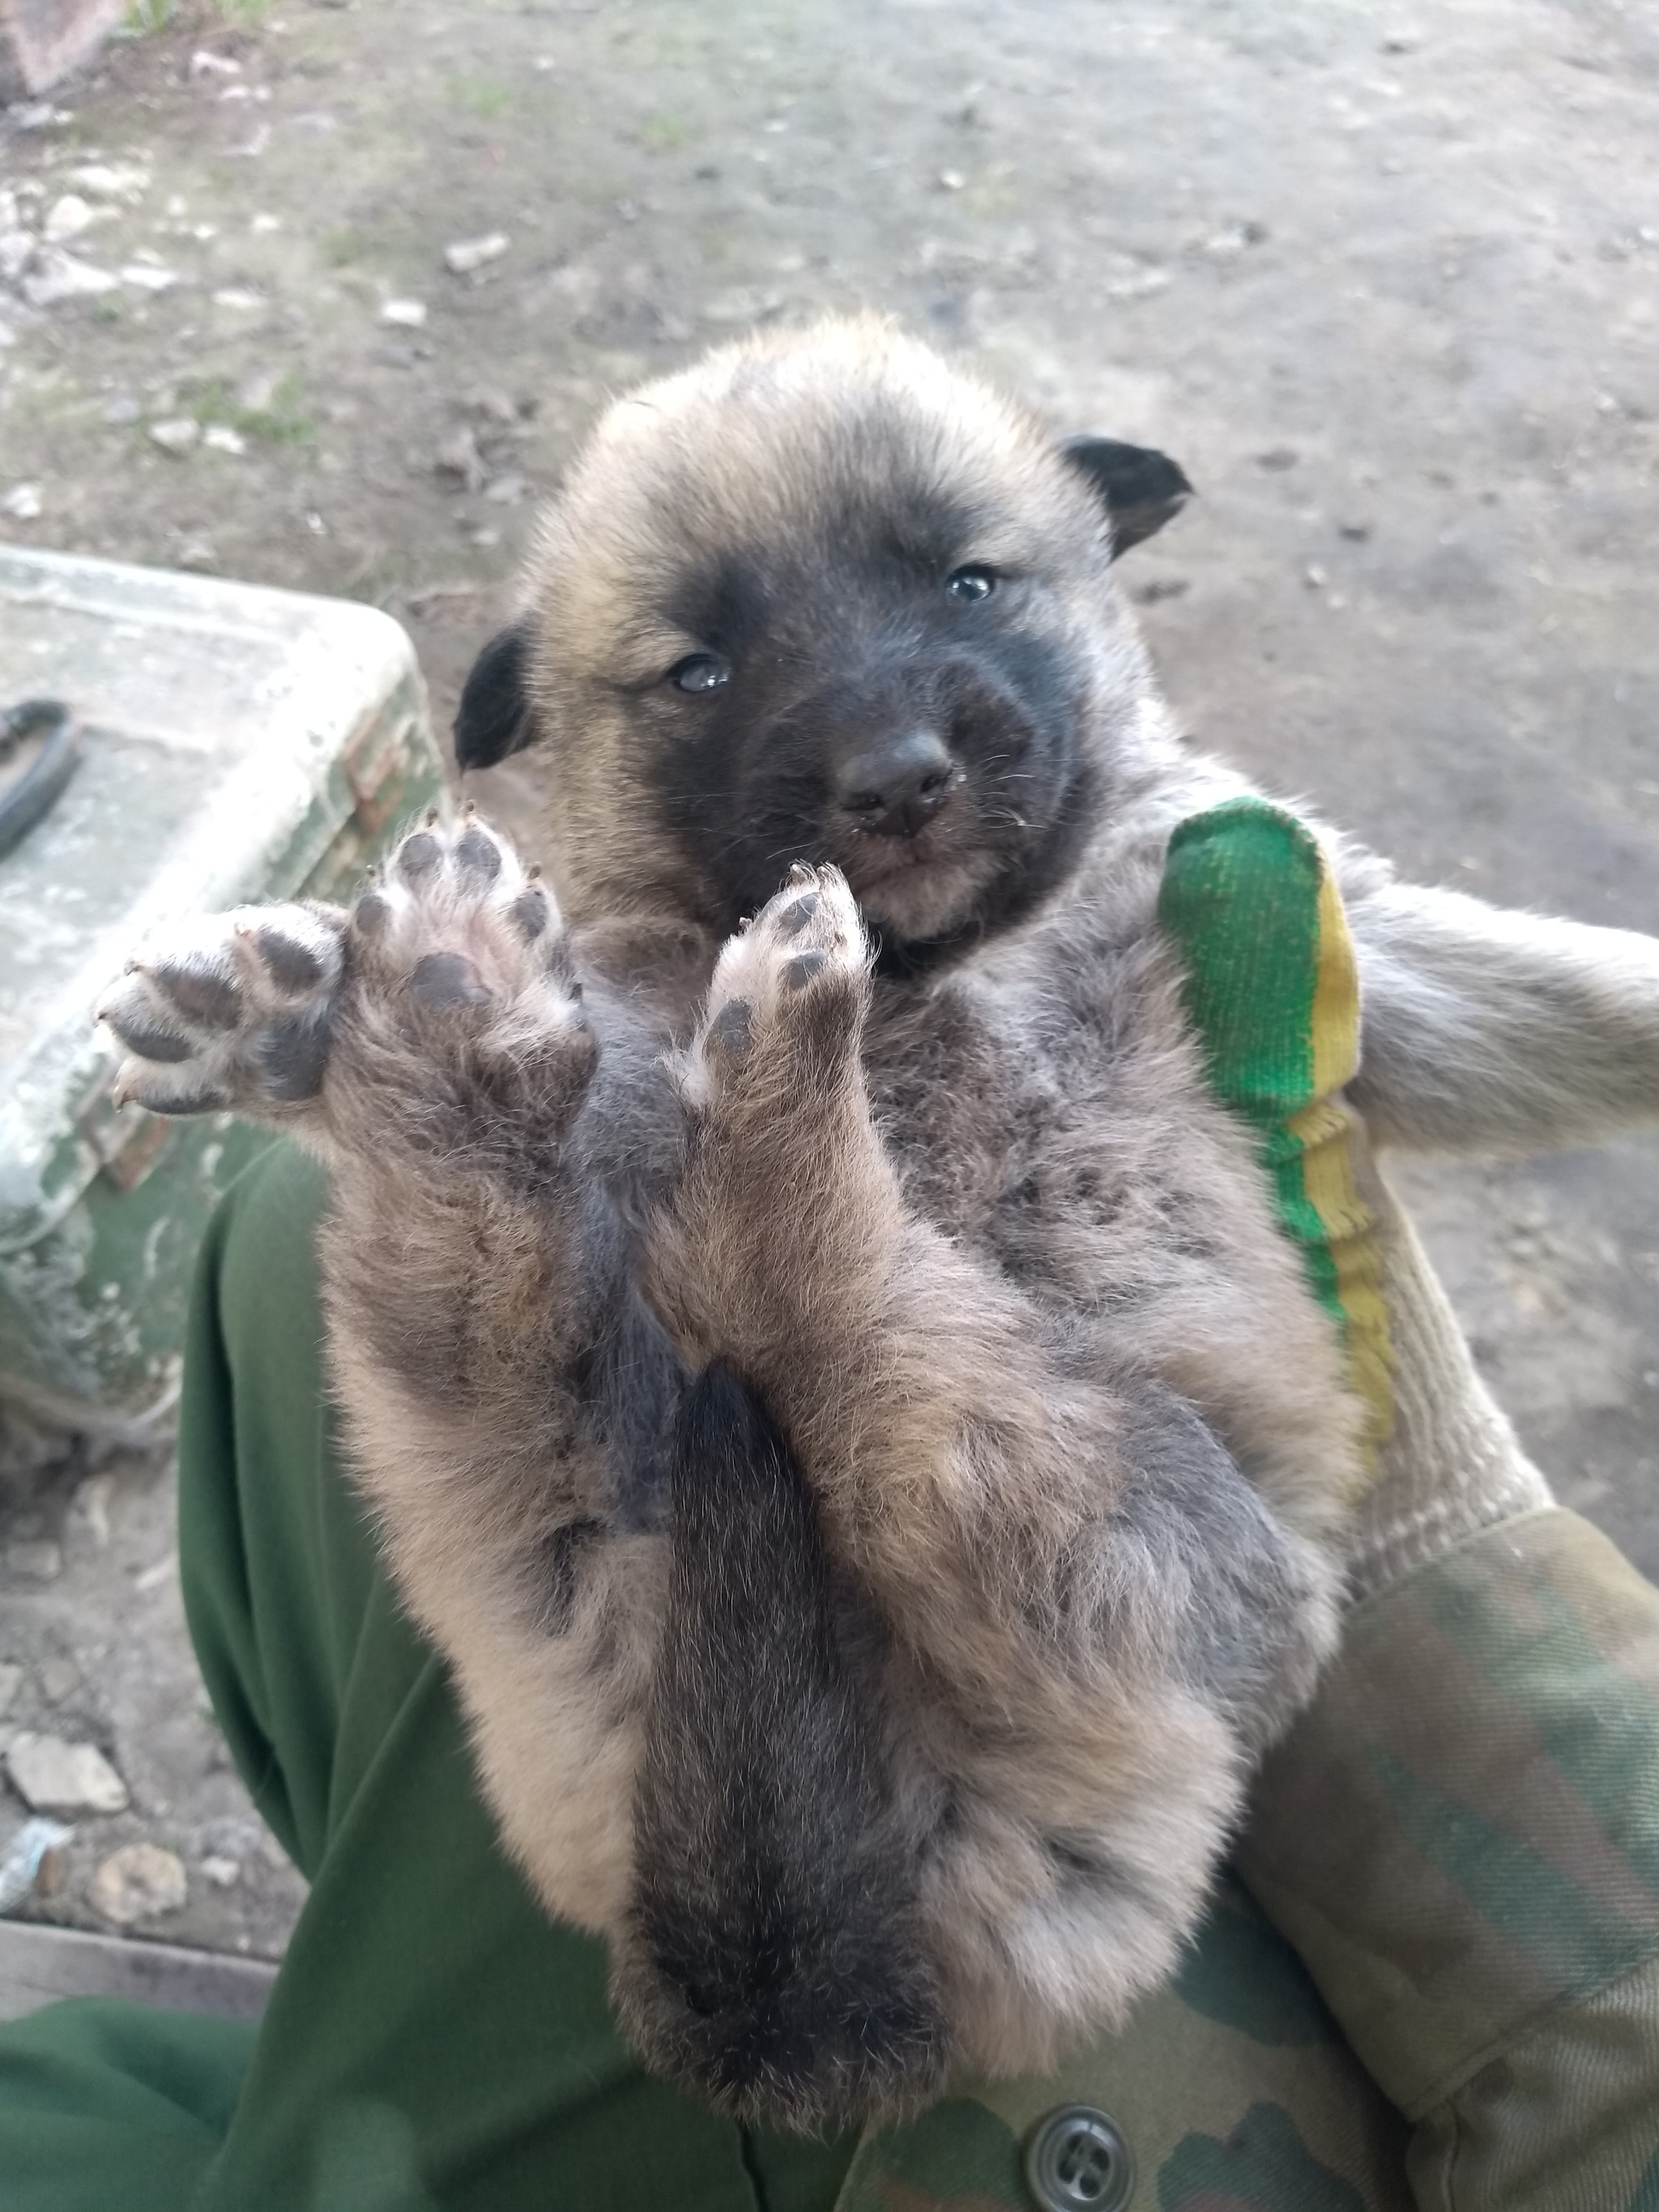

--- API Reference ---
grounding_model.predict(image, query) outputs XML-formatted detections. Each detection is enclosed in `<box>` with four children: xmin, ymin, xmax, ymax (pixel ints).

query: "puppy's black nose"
<box><xmin>835</xmin><ymin>731</ymin><xmax>954</xmax><ymax>839</ymax></box>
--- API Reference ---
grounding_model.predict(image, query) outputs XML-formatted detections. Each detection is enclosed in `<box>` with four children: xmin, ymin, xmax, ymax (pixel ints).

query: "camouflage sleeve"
<box><xmin>1239</xmin><ymin>1505</ymin><xmax>1659</xmax><ymax>2210</ymax></box>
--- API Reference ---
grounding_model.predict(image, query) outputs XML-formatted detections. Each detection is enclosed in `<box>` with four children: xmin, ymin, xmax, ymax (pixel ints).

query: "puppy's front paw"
<box><xmin>685</xmin><ymin>865</ymin><xmax>871</xmax><ymax>1110</ymax></box>
<box><xmin>100</xmin><ymin>903</ymin><xmax>344</xmax><ymax>1117</ymax></box>
<box><xmin>339</xmin><ymin>807</ymin><xmax>596</xmax><ymax>1147</ymax></box>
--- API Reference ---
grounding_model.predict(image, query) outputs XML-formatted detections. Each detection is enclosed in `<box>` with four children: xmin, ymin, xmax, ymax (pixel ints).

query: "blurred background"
<box><xmin>0</xmin><ymin>0</ymin><xmax>1656</xmax><ymax>1967</ymax></box>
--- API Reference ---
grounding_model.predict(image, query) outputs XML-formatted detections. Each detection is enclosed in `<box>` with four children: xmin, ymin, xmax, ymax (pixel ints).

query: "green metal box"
<box><xmin>0</xmin><ymin>548</ymin><xmax>443</xmax><ymax>1416</ymax></box>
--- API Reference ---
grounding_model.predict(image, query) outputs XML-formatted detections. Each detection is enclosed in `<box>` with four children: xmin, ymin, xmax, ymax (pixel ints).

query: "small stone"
<box><xmin>1101</xmin><ymin>263</ymin><xmax>1172</xmax><ymax>301</ymax></box>
<box><xmin>89</xmin><ymin>1843</ymin><xmax>187</xmax><ymax>1925</ymax></box>
<box><xmin>0</xmin><ymin>1663</ymin><xmax>21</xmax><ymax>1714</ymax></box>
<box><xmin>701</xmin><ymin>284</ymin><xmax>784</xmax><ymax>326</ymax></box>
<box><xmin>1255</xmin><ymin>446</ymin><xmax>1299</xmax><ymax>472</ymax></box>
<box><xmin>102</xmin><ymin>393</ymin><xmax>141</xmax><ymax>425</ymax></box>
<box><xmin>380</xmin><ymin>297</ymin><xmax>427</xmax><ymax>327</ymax></box>
<box><xmin>483</xmin><ymin>471</ymin><xmax>527</xmax><ymax>505</ymax></box>
<box><xmin>443</xmin><ymin>231</ymin><xmax>508</xmax><ymax>275</ymax></box>
<box><xmin>189</xmin><ymin>49</ymin><xmax>241</xmax><ymax>78</ymax></box>
<box><xmin>7</xmin><ymin>1539</ymin><xmax>61</xmax><ymax>1579</ymax></box>
<box><xmin>132</xmin><ymin>1548</ymin><xmax>178</xmax><ymax>1593</ymax></box>
<box><xmin>0</xmin><ymin>1816</ymin><xmax>72</xmax><ymax>1910</ymax></box>
<box><xmin>43</xmin><ymin>194</ymin><xmax>96</xmax><ymax>244</ymax></box>
<box><xmin>148</xmin><ymin>417</ymin><xmax>200</xmax><ymax>455</ymax></box>
<box><xmin>938</xmin><ymin>169</ymin><xmax>966</xmax><ymax>190</ymax></box>
<box><xmin>7</xmin><ymin>1734</ymin><xmax>130</xmax><ymax>1816</ymax></box>
<box><xmin>203</xmin><ymin>424</ymin><xmax>247</xmax><ymax>455</ymax></box>
<box><xmin>250</xmin><ymin>211</ymin><xmax>280</xmax><ymax>233</ymax></box>
<box><xmin>121</xmin><ymin>263</ymin><xmax>182</xmax><ymax>293</ymax></box>
<box><xmin>459</xmin><ymin>385</ymin><xmax>518</xmax><ymax>426</ymax></box>
<box><xmin>1</xmin><ymin>485</ymin><xmax>42</xmax><ymax>522</ymax></box>
<box><xmin>200</xmin><ymin>1853</ymin><xmax>241</xmax><ymax>1888</ymax></box>
<box><xmin>33</xmin><ymin>1845</ymin><xmax>68</xmax><ymax>1897</ymax></box>
<box><xmin>1303</xmin><ymin>562</ymin><xmax>1329</xmax><ymax>589</ymax></box>
<box><xmin>69</xmin><ymin>1474</ymin><xmax>113</xmax><ymax>1548</ymax></box>
<box><xmin>174</xmin><ymin>537</ymin><xmax>219</xmax><ymax>572</ymax></box>
<box><xmin>236</xmin><ymin>366</ymin><xmax>281</xmax><ymax>412</ymax></box>
<box><xmin>21</xmin><ymin>250</ymin><xmax>117</xmax><ymax>306</ymax></box>
<box><xmin>39</xmin><ymin>1657</ymin><xmax>79</xmax><ymax>1704</ymax></box>
<box><xmin>65</xmin><ymin>164</ymin><xmax>152</xmax><ymax>202</ymax></box>
<box><xmin>434</xmin><ymin>424</ymin><xmax>485</xmax><ymax>492</ymax></box>
<box><xmin>211</xmin><ymin>288</ymin><xmax>263</xmax><ymax>310</ymax></box>
<box><xmin>0</xmin><ymin>230</ymin><xmax>33</xmax><ymax>284</ymax></box>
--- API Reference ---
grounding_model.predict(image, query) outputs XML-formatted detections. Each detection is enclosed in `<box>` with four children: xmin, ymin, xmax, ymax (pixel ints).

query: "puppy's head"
<box><xmin>458</xmin><ymin>318</ymin><xmax>1190</xmax><ymax>964</ymax></box>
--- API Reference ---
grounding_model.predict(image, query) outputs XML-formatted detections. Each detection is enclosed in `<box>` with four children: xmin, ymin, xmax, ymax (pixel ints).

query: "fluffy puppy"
<box><xmin>103</xmin><ymin>319</ymin><xmax>1659</xmax><ymax>2130</ymax></box>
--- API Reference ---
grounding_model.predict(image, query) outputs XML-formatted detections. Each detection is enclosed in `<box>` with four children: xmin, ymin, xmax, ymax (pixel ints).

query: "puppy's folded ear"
<box><xmin>454</xmin><ymin>623</ymin><xmax>537</xmax><ymax>770</ymax></box>
<box><xmin>1059</xmin><ymin>437</ymin><xmax>1194</xmax><ymax>558</ymax></box>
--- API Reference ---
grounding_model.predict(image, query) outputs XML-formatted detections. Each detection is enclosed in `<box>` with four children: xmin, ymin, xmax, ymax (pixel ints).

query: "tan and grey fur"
<box><xmin>101</xmin><ymin>320</ymin><xmax>1659</xmax><ymax>2129</ymax></box>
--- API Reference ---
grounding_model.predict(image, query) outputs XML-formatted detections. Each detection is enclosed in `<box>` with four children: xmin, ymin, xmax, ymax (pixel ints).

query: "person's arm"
<box><xmin>1179</xmin><ymin>812</ymin><xmax>1659</xmax><ymax>2205</ymax></box>
<box><xmin>1240</xmin><ymin>1501</ymin><xmax>1659</xmax><ymax>2210</ymax></box>
<box><xmin>1342</xmin><ymin>860</ymin><xmax>1659</xmax><ymax>1155</ymax></box>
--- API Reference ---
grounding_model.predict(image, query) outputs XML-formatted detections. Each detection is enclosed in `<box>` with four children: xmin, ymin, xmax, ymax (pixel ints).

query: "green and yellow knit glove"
<box><xmin>1158</xmin><ymin>798</ymin><xmax>1552</xmax><ymax>1596</ymax></box>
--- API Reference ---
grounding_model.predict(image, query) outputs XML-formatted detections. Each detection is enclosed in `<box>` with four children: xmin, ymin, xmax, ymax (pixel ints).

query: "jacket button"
<box><xmin>1023</xmin><ymin>2104</ymin><xmax>1135</xmax><ymax>2212</ymax></box>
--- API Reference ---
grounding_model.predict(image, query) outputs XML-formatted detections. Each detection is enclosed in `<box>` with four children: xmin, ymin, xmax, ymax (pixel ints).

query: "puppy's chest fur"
<box><xmin>863</xmin><ymin>886</ymin><xmax>1252</xmax><ymax>1327</ymax></box>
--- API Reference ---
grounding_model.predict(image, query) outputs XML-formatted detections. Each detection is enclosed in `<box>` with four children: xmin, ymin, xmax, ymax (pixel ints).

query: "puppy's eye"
<box><xmin>667</xmin><ymin>654</ymin><xmax>732</xmax><ymax>695</ymax></box>
<box><xmin>945</xmin><ymin>566</ymin><xmax>997</xmax><ymax>603</ymax></box>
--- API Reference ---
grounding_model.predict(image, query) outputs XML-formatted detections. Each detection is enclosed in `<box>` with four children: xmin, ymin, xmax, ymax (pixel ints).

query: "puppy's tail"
<box><xmin>618</xmin><ymin>1360</ymin><xmax>944</xmax><ymax>2130</ymax></box>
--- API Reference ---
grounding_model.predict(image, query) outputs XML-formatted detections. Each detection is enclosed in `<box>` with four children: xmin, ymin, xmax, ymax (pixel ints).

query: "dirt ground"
<box><xmin>1</xmin><ymin>0</ymin><xmax>1656</xmax><ymax>1959</ymax></box>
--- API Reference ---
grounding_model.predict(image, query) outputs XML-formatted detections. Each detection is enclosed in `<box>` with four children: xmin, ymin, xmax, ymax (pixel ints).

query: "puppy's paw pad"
<box><xmin>713</xmin><ymin>866</ymin><xmax>866</xmax><ymax>1010</ymax></box>
<box><xmin>688</xmin><ymin>867</ymin><xmax>869</xmax><ymax>1103</ymax></box>
<box><xmin>703</xmin><ymin>997</ymin><xmax>753</xmax><ymax>1061</ymax></box>
<box><xmin>408</xmin><ymin>951</ymin><xmax>491</xmax><ymax>1009</ymax></box>
<box><xmin>783</xmin><ymin>948</ymin><xmax>827</xmax><ymax>990</ymax></box>
<box><xmin>343</xmin><ymin>813</ymin><xmax>592</xmax><ymax>1119</ymax></box>
<box><xmin>99</xmin><ymin>903</ymin><xmax>343</xmax><ymax>1116</ymax></box>
<box><xmin>350</xmin><ymin>814</ymin><xmax>564</xmax><ymax>994</ymax></box>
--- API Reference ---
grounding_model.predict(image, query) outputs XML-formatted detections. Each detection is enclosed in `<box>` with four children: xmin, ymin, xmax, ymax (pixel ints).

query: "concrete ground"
<box><xmin>0</xmin><ymin>0</ymin><xmax>1655</xmax><ymax>1962</ymax></box>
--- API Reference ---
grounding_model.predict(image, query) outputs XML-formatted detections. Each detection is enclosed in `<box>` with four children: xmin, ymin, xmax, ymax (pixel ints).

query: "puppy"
<box><xmin>102</xmin><ymin>318</ymin><xmax>1659</xmax><ymax>2129</ymax></box>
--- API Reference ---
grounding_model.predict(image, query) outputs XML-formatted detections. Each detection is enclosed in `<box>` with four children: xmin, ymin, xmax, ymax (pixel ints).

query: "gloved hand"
<box><xmin>1157</xmin><ymin>797</ymin><xmax>1553</xmax><ymax>1599</ymax></box>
